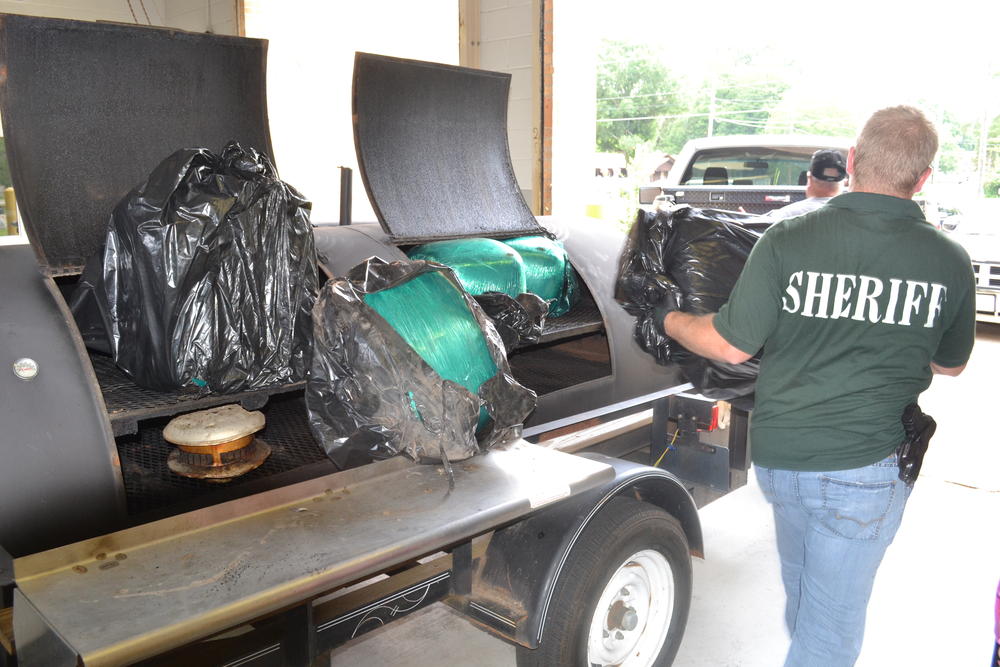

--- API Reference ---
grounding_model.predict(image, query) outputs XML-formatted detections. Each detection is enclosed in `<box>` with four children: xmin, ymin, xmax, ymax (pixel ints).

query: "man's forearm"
<box><xmin>663</xmin><ymin>312</ymin><xmax>753</xmax><ymax>364</ymax></box>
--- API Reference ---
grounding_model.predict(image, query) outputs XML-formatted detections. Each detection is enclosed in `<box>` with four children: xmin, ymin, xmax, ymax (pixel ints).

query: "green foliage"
<box><xmin>934</xmin><ymin>108</ymin><xmax>979</xmax><ymax>175</ymax></box>
<box><xmin>596</xmin><ymin>41</ymin><xmax>794</xmax><ymax>159</ymax></box>
<box><xmin>596</xmin><ymin>41</ymin><xmax>683</xmax><ymax>160</ymax></box>
<box><xmin>0</xmin><ymin>138</ymin><xmax>11</xmax><ymax>189</ymax></box>
<box><xmin>983</xmin><ymin>178</ymin><xmax>1000</xmax><ymax>198</ymax></box>
<box><xmin>709</xmin><ymin>73</ymin><xmax>789</xmax><ymax>137</ymax></box>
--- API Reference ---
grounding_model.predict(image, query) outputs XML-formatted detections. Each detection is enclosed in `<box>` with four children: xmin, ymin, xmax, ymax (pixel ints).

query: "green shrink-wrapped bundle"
<box><xmin>408</xmin><ymin>238</ymin><xmax>527</xmax><ymax>298</ymax></box>
<box><xmin>503</xmin><ymin>235</ymin><xmax>578</xmax><ymax>317</ymax></box>
<box><xmin>306</xmin><ymin>258</ymin><xmax>536</xmax><ymax>469</ymax></box>
<box><xmin>364</xmin><ymin>271</ymin><xmax>498</xmax><ymax>407</ymax></box>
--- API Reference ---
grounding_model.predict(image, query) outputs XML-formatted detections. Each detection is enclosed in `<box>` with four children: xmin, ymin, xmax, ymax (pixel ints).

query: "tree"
<box><xmin>595</xmin><ymin>41</ymin><xmax>684</xmax><ymax>160</ymax></box>
<box><xmin>0</xmin><ymin>138</ymin><xmax>11</xmax><ymax>189</ymax></box>
<box><xmin>650</xmin><ymin>47</ymin><xmax>794</xmax><ymax>154</ymax></box>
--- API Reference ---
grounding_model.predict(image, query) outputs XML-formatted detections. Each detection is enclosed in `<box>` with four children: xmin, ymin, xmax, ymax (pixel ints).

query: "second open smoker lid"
<box><xmin>353</xmin><ymin>53</ymin><xmax>542</xmax><ymax>243</ymax></box>
<box><xmin>0</xmin><ymin>14</ymin><xmax>273</xmax><ymax>275</ymax></box>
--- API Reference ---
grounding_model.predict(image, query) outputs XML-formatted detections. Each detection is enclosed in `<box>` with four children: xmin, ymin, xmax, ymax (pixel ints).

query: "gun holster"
<box><xmin>896</xmin><ymin>403</ymin><xmax>936</xmax><ymax>486</ymax></box>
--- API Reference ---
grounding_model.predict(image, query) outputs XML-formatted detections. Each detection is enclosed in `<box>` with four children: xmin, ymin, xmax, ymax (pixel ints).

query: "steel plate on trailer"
<box><xmin>353</xmin><ymin>53</ymin><xmax>542</xmax><ymax>243</ymax></box>
<box><xmin>0</xmin><ymin>14</ymin><xmax>273</xmax><ymax>275</ymax></box>
<box><xmin>13</xmin><ymin>443</ymin><xmax>613</xmax><ymax>666</ymax></box>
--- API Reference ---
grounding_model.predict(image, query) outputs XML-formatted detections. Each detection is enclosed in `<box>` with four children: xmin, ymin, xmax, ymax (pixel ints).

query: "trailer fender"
<box><xmin>448</xmin><ymin>453</ymin><xmax>701</xmax><ymax>649</ymax></box>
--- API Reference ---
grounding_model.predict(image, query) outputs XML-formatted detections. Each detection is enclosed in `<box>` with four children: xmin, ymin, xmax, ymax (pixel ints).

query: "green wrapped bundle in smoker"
<box><xmin>502</xmin><ymin>235</ymin><xmax>578</xmax><ymax>317</ymax></box>
<box><xmin>407</xmin><ymin>238</ymin><xmax>527</xmax><ymax>298</ymax></box>
<box><xmin>365</xmin><ymin>271</ymin><xmax>497</xmax><ymax>428</ymax></box>
<box><xmin>306</xmin><ymin>258</ymin><xmax>536</xmax><ymax>470</ymax></box>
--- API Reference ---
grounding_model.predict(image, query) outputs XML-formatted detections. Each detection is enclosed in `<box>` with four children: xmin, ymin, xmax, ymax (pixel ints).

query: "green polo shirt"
<box><xmin>713</xmin><ymin>192</ymin><xmax>976</xmax><ymax>471</ymax></box>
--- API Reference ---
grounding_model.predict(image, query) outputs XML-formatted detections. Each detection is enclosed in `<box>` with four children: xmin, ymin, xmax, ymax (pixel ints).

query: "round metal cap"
<box><xmin>163</xmin><ymin>404</ymin><xmax>265</xmax><ymax>448</ymax></box>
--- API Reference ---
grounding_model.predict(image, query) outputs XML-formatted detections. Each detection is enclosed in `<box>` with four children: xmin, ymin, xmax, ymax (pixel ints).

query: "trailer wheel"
<box><xmin>515</xmin><ymin>497</ymin><xmax>691</xmax><ymax>667</ymax></box>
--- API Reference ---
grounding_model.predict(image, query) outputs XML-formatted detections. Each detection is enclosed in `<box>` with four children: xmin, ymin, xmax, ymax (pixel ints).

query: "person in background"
<box><xmin>993</xmin><ymin>579</ymin><xmax>999</xmax><ymax>667</ymax></box>
<box><xmin>763</xmin><ymin>149</ymin><xmax>847</xmax><ymax>221</ymax></box>
<box><xmin>654</xmin><ymin>105</ymin><xmax>976</xmax><ymax>666</ymax></box>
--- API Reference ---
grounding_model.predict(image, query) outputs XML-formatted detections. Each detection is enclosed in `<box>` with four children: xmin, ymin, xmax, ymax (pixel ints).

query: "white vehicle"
<box><xmin>940</xmin><ymin>198</ymin><xmax>1000</xmax><ymax>322</ymax></box>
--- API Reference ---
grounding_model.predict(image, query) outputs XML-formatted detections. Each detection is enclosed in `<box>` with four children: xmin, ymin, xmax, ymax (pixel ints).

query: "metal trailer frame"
<box><xmin>4</xmin><ymin>442</ymin><xmax>713</xmax><ymax>666</ymax></box>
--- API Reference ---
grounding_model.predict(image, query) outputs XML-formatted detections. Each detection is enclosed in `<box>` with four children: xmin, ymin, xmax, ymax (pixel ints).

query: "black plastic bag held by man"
<box><xmin>616</xmin><ymin>205</ymin><xmax>762</xmax><ymax>400</ymax></box>
<box><xmin>71</xmin><ymin>141</ymin><xmax>318</xmax><ymax>393</ymax></box>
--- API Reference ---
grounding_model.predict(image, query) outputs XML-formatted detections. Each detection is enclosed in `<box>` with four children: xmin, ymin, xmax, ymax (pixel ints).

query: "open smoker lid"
<box><xmin>353</xmin><ymin>53</ymin><xmax>543</xmax><ymax>244</ymax></box>
<box><xmin>0</xmin><ymin>14</ymin><xmax>273</xmax><ymax>275</ymax></box>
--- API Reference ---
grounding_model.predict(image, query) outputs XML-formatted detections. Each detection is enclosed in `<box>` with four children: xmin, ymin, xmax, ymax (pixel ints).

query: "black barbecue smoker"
<box><xmin>0</xmin><ymin>14</ymin><xmax>749</xmax><ymax>667</ymax></box>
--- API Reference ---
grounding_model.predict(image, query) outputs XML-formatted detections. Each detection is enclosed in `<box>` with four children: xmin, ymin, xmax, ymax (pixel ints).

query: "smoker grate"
<box><xmin>117</xmin><ymin>392</ymin><xmax>330</xmax><ymax>517</ymax></box>
<box><xmin>510</xmin><ymin>334</ymin><xmax>612</xmax><ymax>396</ymax></box>
<box><xmin>90</xmin><ymin>352</ymin><xmax>305</xmax><ymax>436</ymax></box>
<box><xmin>534</xmin><ymin>287</ymin><xmax>603</xmax><ymax>345</ymax></box>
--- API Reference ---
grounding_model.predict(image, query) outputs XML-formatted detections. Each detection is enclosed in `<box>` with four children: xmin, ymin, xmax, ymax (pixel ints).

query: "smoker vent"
<box><xmin>117</xmin><ymin>392</ymin><xmax>328</xmax><ymax>517</ymax></box>
<box><xmin>90</xmin><ymin>352</ymin><xmax>305</xmax><ymax>436</ymax></box>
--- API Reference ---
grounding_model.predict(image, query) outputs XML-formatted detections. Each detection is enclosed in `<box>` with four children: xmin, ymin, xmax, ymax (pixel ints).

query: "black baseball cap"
<box><xmin>810</xmin><ymin>149</ymin><xmax>847</xmax><ymax>182</ymax></box>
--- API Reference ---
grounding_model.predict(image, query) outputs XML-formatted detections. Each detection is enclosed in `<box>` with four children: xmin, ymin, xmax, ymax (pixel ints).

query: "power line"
<box><xmin>597</xmin><ymin>90</ymin><xmax>685</xmax><ymax>102</ymax></box>
<box><xmin>597</xmin><ymin>85</ymin><xmax>786</xmax><ymax>104</ymax></box>
<box><xmin>597</xmin><ymin>108</ymin><xmax>774</xmax><ymax>123</ymax></box>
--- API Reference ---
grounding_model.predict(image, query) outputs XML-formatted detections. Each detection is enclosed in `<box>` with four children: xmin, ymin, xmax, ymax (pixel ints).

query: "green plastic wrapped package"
<box><xmin>364</xmin><ymin>271</ymin><xmax>498</xmax><ymax>407</ymax></box>
<box><xmin>408</xmin><ymin>238</ymin><xmax>527</xmax><ymax>298</ymax></box>
<box><xmin>306</xmin><ymin>258</ymin><xmax>536</xmax><ymax>469</ymax></box>
<box><xmin>503</xmin><ymin>236</ymin><xmax>578</xmax><ymax>317</ymax></box>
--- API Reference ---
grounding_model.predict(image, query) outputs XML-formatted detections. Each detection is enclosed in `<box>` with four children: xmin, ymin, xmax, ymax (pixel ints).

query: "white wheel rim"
<box><xmin>586</xmin><ymin>548</ymin><xmax>674</xmax><ymax>667</ymax></box>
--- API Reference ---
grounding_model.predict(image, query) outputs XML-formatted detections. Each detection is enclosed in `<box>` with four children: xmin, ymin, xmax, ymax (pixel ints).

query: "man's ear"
<box><xmin>913</xmin><ymin>167</ymin><xmax>932</xmax><ymax>193</ymax></box>
<box><xmin>846</xmin><ymin>146</ymin><xmax>857</xmax><ymax>175</ymax></box>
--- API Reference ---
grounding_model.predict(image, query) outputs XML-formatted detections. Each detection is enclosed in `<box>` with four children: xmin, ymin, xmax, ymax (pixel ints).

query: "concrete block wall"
<box><xmin>243</xmin><ymin>1</ymin><xmax>459</xmax><ymax>225</ymax></box>
<box><xmin>0</xmin><ymin>0</ymin><xmax>237</xmax><ymax>34</ymax></box>
<box><xmin>0</xmin><ymin>0</ymin><xmax>166</xmax><ymax>24</ymax></box>
<box><xmin>479</xmin><ymin>0</ymin><xmax>537</xmax><ymax>207</ymax></box>
<box><xmin>163</xmin><ymin>0</ymin><xmax>239</xmax><ymax>35</ymax></box>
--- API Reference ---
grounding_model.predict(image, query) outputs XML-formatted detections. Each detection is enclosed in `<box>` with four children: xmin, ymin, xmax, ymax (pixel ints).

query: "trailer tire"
<box><xmin>515</xmin><ymin>496</ymin><xmax>692</xmax><ymax>667</ymax></box>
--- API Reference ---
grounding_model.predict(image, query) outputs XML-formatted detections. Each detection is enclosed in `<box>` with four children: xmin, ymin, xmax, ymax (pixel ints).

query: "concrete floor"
<box><xmin>330</xmin><ymin>323</ymin><xmax>1000</xmax><ymax>666</ymax></box>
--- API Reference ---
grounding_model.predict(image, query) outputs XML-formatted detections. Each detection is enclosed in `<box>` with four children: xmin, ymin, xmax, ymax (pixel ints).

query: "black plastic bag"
<box><xmin>70</xmin><ymin>141</ymin><xmax>317</xmax><ymax>393</ymax></box>
<box><xmin>306</xmin><ymin>257</ymin><xmax>537</xmax><ymax>470</ymax></box>
<box><xmin>616</xmin><ymin>205</ymin><xmax>762</xmax><ymax>400</ymax></box>
<box><xmin>473</xmin><ymin>292</ymin><xmax>549</xmax><ymax>351</ymax></box>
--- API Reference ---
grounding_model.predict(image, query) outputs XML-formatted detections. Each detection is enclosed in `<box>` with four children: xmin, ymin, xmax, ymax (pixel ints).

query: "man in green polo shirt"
<box><xmin>659</xmin><ymin>106</ymin><xmax>976</xmax><ymax>666</ymax></box>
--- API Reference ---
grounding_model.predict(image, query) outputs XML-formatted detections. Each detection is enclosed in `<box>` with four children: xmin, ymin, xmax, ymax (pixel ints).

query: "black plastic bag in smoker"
<box><xmin>473</xmin><ymin>291</ymin><xmax>549</xmax><ymax>351</ymax></box>
<box><xmin>616</xmin><ymin>205</ymin><xmax>762</xmax><ymax>400</ymax></box>
<box><xmin>306</xmin><ymin>257</ymin><xmax>537</xmax><ymax>470</ymax></box>
<box><xmin>70</xmin><ymin>141</ymin><xmax>318</xmax><ymax>393</ymax></box>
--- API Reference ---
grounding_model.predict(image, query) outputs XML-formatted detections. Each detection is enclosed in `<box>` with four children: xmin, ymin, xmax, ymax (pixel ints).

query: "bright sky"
<box><xmin>591</xmin><ymin>0</ymin><xmax>1000</xmax><ymax>131</ymax></box>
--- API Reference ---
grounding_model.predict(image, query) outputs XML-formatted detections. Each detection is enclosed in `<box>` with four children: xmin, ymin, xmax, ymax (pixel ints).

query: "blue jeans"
<box><xmin>755</xmin><ymin>454</ymin><xmax>912</xmax><ymax>667</ymax></box>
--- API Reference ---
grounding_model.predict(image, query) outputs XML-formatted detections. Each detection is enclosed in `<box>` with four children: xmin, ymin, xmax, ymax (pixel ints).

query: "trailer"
<box><xmin>0</xmin><ymin>15</ymin><xmax>749</xmax><ymax>666</ymax></box>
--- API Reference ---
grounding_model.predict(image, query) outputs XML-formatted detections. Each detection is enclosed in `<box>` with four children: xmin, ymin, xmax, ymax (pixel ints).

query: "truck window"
<box><xmin>679</xmin><ymin>146</ymin><xmax>819</xmax><ymax>186</ymax></box>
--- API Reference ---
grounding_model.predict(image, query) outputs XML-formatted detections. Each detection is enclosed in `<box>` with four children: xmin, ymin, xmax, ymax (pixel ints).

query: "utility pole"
<box><xmin>707</xmin><ymin>82</ymin><xmax>716</xmax><ymax>137</ymax></box>
<box><xmin>977</xmin><ymin>106</ymin><xmax>989</xmax><ymax>196</ymax></box>
<box><xmin>977</xmin><ymin>70</ymin><xmax>1000</xmax><ymax>197</ymax></box>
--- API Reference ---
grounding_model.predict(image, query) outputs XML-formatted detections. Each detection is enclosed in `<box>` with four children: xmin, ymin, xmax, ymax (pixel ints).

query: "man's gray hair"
<box><xmin>853</xmin><ymin>106</ymin><xmax>938</xmax><ymax>196</ymax></box>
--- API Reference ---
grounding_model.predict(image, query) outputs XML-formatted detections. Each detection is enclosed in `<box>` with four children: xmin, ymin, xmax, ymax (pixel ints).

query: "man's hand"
<box><xmin>651</xmin><ymin>280</ymin><xmax>683</xmax><ymax>336</ymax></box>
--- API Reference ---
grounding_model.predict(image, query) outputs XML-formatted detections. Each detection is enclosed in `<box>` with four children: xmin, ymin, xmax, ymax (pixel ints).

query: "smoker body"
<box><xmin>0</xmin><ymin>17</ymin><xmax>747</xmax><ymax>667</ymax></box>
<box><xmin>0</xmin><ymin>25</ymin><xmax>688</xmax><ymax>558</ymax></box>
